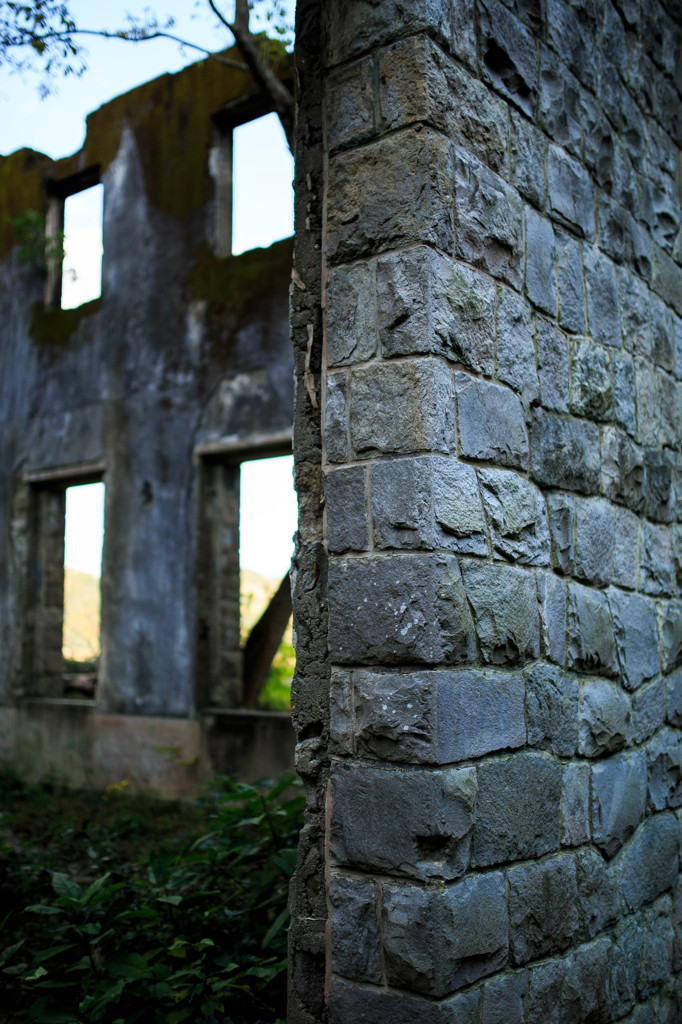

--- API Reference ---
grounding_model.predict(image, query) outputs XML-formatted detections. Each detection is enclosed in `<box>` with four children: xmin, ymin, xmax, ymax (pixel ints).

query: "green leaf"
<box><xmin>51</xmin><ymin>873</ymin><xmax>82</xmax><ymax>901</ymax></box>
<box><xmin>26</xmin><ymin>904</ymin><xmax>62</xmax><ymax>916</ymax></box>
<box><xmin>261</xmin><ymin>906</ymin><xmax>289</xmax><ymax>949</ymax></box>
<box><xmin>25</xmin><ymin>966</ymin><xmax>48</xmax><ymax>981</ymax></box>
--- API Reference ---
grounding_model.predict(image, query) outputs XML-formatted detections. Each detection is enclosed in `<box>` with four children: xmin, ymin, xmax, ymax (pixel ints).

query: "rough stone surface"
<box><xmin>578</xmin><ymin>678</ymin><xmax>631</xmax><ymax>758</ymax></box>
<box><xmin>329</xmin><ymin>875</ymin><xmax>380</xmax><ymax>982</ymax></box>
<box><xmin>526</xmin><ymin>664</ymin><xmax>579</xmax><ymax>756</ymax></box>
<box><xmin>567</xmin><ymin>585</ymin><xmax>618</xmax><ymax>678</ymax></box>
<box><xmin>618</xmin><ymin>814</ymin><xmax>679</xmax><ymax>912</ymax></box>
<box><xmin>455</xmin><ymin>374</ymin><xmax>529</xmax><ymax>469</ymax></box>
<box><xmin>382</xmin><ymin>873</ymin><xmax>508</xmax><ymax>996</ymax></box>
<box><xmin>330</xmin><ymin>761</ymin><xmax>477</xmax><ymax>880</ymax></box>
<box><xmin>353</xmin><ymin>667</ymin><xmax>525</xmax><ymax>765</ymax></box>
<box><xmin>609</xmin><ymin>591</ymin><xmax>661</xmax><ymax>691</ymax></box>
<box><xmin>508</xmin><ymin>854</ymin><xmax>579</xmax><ymax>964</ymax></box>
<box><xmin>530</xmin><ymin>412</ymin><xmax>600</xmax><ymax>494</ymax></box>
<box><xmin>461</xmin><ymin>561</ymin><xmax>540</xmax><ymax>665</ymax></box>
<box><xmin>478</xmin><ymin>468</ymin><xmax>549</xmax><ymax>566</ymax></box>
<box><xmin>561</xmin><ymin>762</ymin><xmax>591</xmax><ymax>847</ymax></box>
<box><xmin>473</xmin><ymin>752</ymin><xmax>562</xmax><ymax>866</ymax></box>
<box><xmin>591</xmin><ymin>750</ymin><xmax>647</xmax><ymax>857</ymax></box>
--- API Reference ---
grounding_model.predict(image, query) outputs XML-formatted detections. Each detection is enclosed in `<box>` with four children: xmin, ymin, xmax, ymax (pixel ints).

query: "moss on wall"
<box><xmin>29</xmin><ymin>298</ymin><xmax>101</xmax><ymax>346</ymax></box>
<box><xmin>190</xmin><ymin>235</ymin><xmax>294</xmax><ymax>306</ymax></box>
<box><xmin>0</xmin><ymin>150</ymin><xmax>54</xmax><ymax>261</ymax></box>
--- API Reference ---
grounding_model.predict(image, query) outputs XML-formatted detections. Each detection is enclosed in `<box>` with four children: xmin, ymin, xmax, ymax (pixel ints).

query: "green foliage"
<box><xmin>0</xmin><ymin>770</ymin><xmax>302</xmax><ymax>1023</ymax></box>
<box><xmin>259</xmin><ymin>637</ymin><xmax>294</xmax><ymax>712</ymax></box>
<box><xmin>6</xmin><ymin>209</ymin><xmax>64</xmax><ymax>269</ymax></box>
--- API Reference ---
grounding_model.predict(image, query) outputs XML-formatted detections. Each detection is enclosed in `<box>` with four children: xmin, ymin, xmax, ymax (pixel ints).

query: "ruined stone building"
<box><xmin>288</xmin><ymin>0</ymin><xmax>682</xmax><ymax>1020</ymax></box>
<box><xmin>0</xmin><ymin>48</ymin><xmax>296</xmax><ymax>794</ymax></box>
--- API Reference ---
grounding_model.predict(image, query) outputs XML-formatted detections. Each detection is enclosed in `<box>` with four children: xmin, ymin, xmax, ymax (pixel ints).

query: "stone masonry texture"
<box><xmin>289</xmin><ymin>0</ymin><xmax>682</xmax><ymax>1021</ymax></box>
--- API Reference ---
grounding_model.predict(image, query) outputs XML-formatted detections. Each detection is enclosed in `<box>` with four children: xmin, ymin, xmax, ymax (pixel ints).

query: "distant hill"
<box><xmin>63</xmin><ymin>568</ymin><xmax>100</xmax><ymax>662</ymax></box>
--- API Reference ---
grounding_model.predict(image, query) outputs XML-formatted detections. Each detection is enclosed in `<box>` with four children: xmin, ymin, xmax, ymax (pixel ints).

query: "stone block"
<box><xmin>326</xmin><ymin>59</ymin><xmax>375</xmax><ymax>151</ymax></box>
<box><xmin>478</xmin><ymin>468</ymin><xmax>549</xmax><ymax>566</ymax></box>
<box><xmin>530</xmin><ymin>411</ymin><xmax>600</xmax><ymax>494</ymax></box>
<box><xmin>326</xmin><ymin>261</ymin><xmax>378</xmax><ymax>367</ymax></box>
<box><xmin>325</xmin><ymin>371</ymin><xmax>350</xmax><ymax>463</ymax></box>
<box><xmin>382</xmin><ymin>872</ymin><xmax>508</xmax><ymax>995</ymax></box>
<box><xmin>480</xmin><ymin>971</ymin><xmax>527</xmax><ymax>1024</ymax></box>
<box><xmin>592</xmin><ymin>750</ymin><xmax>647</xmax><ymax>857</ymax></box>
<box><xmin>612</xmin><ymin>506</ymin><xmax>641</xmax><ymax>590</ymax></box>
<box><xmin>609</xmin><ymin>591</ymin><xmax>660</xmax><ymax>690</ymax></box>
<box><xmin>328</xmin><ymin>553</ymin><xmax>475</xmax><ymax>666</ymax></box>
<box><xmin>646</xmin><ymin>727</ymin><xmax>682</xmax><ymax>812</ymax></box>
<box><xmin>547</xmin><ymin>492</ymin><xmax>575</xmax><ymax>574</ymax></box>
<box><xmin>454</xmin><ymin>151</ymin><xmax>524</xmax><ymax>289</ymax></box>
<box><xmin>632</xmin><ymin>677</ymin><xmax>666</xmax><ymax>744</ymax></box>
<box><xmin>330</xmin><ymin>669</ymin><xmax>352</xmax><ymax>754</ymax></box>
<box><xmin>610</xmin><ymin>915</ymin><xmax>643</xmax><ymax>1018</ymax></box>
<box><xmin>479</xmin><ymin>0</ymin><xmax>538</xmax><ymax>116</ymax></box>
<box><xmin>456</xmin><ymin>373</ymin><xmax>528</xmax><ymax>469</ymax></box>
<box><xmin>573</xmin><ymin>496</ymin><xmax>615</xmax><ymax>586</ymax></box>
<box><xmin>573</xmin><ymin>843</ymin><xmax>622</xmax><ymax>937</ymax></box>
<box><xmin>495</xmin><ymin>286</ymin><xmax>539</xmax><ymax>406</ymax></box>
<box><xmin>556</xmin><ymin>231</ymin><xmax>586</xmax><ymax>335</ymax></box>
<box><xmin>633</xmin><ymin>356</ymin><xmax>659</xmax><ymax>448</ymax></box>
<box><xmin>584</xmin><ymin>246</ymin><xmax>622</xmax><ymax>348</ymax></box>
<box><xmin>328</xmin><ymin>978</ymin><xmax>481</xmax><ymax>1024</ymax></box>
<box><xmin>326</xmin><ymin>466</ymin><xmax>369</xmax><ymax>553</ymax></box>
<box><xmin>508</xmin><ymin>854</ymin><xmax>579</xmax><ymax>964</ymax></box>
<box><xmin>461</xmin><ymin>560</ymin><xmax>540</xmax><ymax>664</ymax></box>
<box><xmin>353</xmin><ymin>667</ymin><xmax>526</xmax><ymax>765</ymax></box>
<box><xmin>567</xmin><ymin>584</ymin><xmax>619</xmax><ymax>678</ymax></box>
<box><xmin>537</xmin><ymin>319</ymin><xmax>570</xmax><ymax>413</ymax></box>
<box><xmin>349</xmin><ymin>357</ymin><xmax>456</xmax><ymax>458</ymax></box>
<box><xmin>526</xmin><ymin>663</ymin><xmax>579</xmax><ymax>756</ymax></box>
<box><xmin>666</xmin><ymin>667</ymin><xmax>682</xmax><ymax>727</ymax></box>
<box><xmin>640</xmin><ymin>521</ymin><xmax>673</xmax><ymax>596</ymax></box>
<box><xmin>600</xmin><ymin>426</ymin><xmax>645</xmax><ymax>511</ymax></box>
<box><xmin>618</xmin><ymin>813</ymin><xmax>679</xmax><ymax>912</ymax></box>
<box><xmin>547</xmin><ymin>145</ymin><xmax>595</xmax><ymax>239</ymax></box>
<box><xmin>651</xmin><ymin>293</ymin><xmax>674</xmax><ymax>370</ymax></box>
<box><xmin>561</xmin><ymin>762</ymin><xmax>591</xmax><ymax>847</ymax></box>
<box><xmin>330</xmin><ymin>874</ymin><xmax>380</xmax><ymax>983</ymax></box>
<box><xmin>537</xmin><ymin>571</ymin><xmax>568</xmax><ymax>666</ymax></box>
<box><xmin>473</xmin><ymin>752</ymin><xmax>561</xmax><ymax>866</ymax></box>
<box><xmin>652</xmin><ymin>241</ymin><xmax>682</xmax><ymax>319</ymax></box>
<box><xmin>612</xmin><ymin>341</ymin><xmax>638</xmax><ymax>433</ymax></box>
<box><xmin>525</xmin><ymin>206</ymin><xmax>557</xmax><ymax>315</ymax></box>
<box><xmin>659</xmin><ymin>601</ymin><xmax>682</xmax><ymax>673</ymax></box>
<box><xmin>619</xmin><ymin>267</ymin><xmax>652</xmax><ymax>357</ymax></box>
<box><xmin>376</xmin><ymin>247</ymin><xmax>496</xmax><ymax>372</ymax></box>
<box><xmin>510</xmin><ymin>108</ymin><xmax>546</xmax><ymax>209</ymax></box>
<box><xmin>638</xmin><ymin>896</ymin><xmax>674</xmax><ymax>999</ymax></box>
<box><xmin>539</xmin><ymin>44</ymin><xmax>582</xmax><ymax>156</ymax></box>
<box><xmin>558</xmin><ymin>937</ymin><xmax>612</xmax><ymax>1022</ymax></box>
<box><xmin>371</xmin><ymin>456</ymin><xmax>488</xmax><ymax>555</ymax></box>
<box><xmin>330</xmin><ymin>761</ymin><xmax>477</xmax><ymax>881</ymax></box>
<box><xmin>527</xmin><ymin>959</ymin><xmax>566</xmax><ymax>1024</ymax></box>
<box><xmin>644</xmin><ymin>448</ymin><xmax>674</xmax><ymax>523</ymax></box>
<box><xmin>327</xmin><ymin>129</ymin><xmax>454</xmax><ymax>263</ymax></box>
<box><xmin>570</xmin><ymin>338</ymin><xmax>613</xmax><ymax>420</ymax></box>
<box><xmin>578</xmin><ymin>677</ymin><xmax>630</xmax><ymax>757</ymax></box>
<box><xmin>325</xmin><ymin>0</ymin><xmax>460</xmax><ymax>64</ymax></box>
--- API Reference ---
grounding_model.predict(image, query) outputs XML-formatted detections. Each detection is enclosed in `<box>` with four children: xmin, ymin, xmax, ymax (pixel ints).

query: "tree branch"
<box><xmin>2</xmin><ymin>25</ymin><xmax>248</xmax><ymax>70</ymax></box>
<box><xmin>206</xmin><ymin>0</ymin><xmax>294</xmax><ymax>151</ymax></box>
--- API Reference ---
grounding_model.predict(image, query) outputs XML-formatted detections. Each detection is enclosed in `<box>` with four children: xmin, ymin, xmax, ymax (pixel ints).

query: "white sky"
<box><xmin>1</xmin><ymin>0</ymin><xmax>297</xmax><ymax>578</ymax></box>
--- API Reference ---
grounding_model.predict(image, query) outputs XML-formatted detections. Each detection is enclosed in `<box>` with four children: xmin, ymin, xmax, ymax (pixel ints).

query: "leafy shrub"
<box><xmin>0</xmin><ymin>772</ymin><xmax>303</xmax><ymax>1023</ymax></box>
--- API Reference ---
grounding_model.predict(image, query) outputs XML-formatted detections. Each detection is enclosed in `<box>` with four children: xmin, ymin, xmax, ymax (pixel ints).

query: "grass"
<box><xmin>0</xmin><ymin>767</ymin><xmax>303</xmax><ymax>1023</ymax></box>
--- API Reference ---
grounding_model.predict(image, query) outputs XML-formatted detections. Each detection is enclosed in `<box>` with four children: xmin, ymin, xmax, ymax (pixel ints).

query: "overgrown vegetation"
<box><xmin>0</xmin><ymin>768</ymin><xmax>303</xmax><ymax>1023</ymax></box>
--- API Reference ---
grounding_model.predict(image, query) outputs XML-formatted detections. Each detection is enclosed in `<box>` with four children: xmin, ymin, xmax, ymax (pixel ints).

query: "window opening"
<box><xmin>62</xmin><ymin>482</ymin><xmax>105</xmax><ymax>696</ymax></box>
<box><xmin>197</xmin><ymin>452</ymin><xmax>297</xmax><ymax>711</ymax></box>
<box><xmin>231</xmin><ymin>112</ymin><xmax>293</xmax><ymax>255</ymax></box>
<box><xmin>61</xmin><ymin>183</ymin><xmax>103</xmax><ymax>309</ymax></box>
<box><xmin>239</xmin><ymin>455</ymin><xmax>297</xmax><ymax>710</ymax></box>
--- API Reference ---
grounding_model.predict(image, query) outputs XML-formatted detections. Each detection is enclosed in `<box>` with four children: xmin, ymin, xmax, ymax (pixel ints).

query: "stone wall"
<box><xmin>289</xmin><ymin>0</ymin><xmax>682</xmax><ymax>1019</ymax></box>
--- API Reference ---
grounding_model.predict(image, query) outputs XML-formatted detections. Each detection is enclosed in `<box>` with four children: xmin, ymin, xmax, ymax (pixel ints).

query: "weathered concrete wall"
<box><xmin>290</xmin><ymin>0</ymin><xmax>682</xmax><ymax>1019</ymax></box>
<box><xmin>0</xmin><ymin>51</ymin><xmax>296</xmax><ymax>791</ymax></box>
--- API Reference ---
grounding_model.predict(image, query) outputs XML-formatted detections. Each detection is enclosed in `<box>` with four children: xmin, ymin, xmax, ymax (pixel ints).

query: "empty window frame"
<box><xmin>197</xmin><ymin>452</ymin><xmax>297</xmax><ymax>711</ymax></box>
<box><xmin>23</xmin><ymin>477</ymin><xmax>105</xmax><ymax>698</ymax></box>
<box><xmin>211</xmin><ymin>106</ymin><xmax>293</xmax><ymax>258</ymax></box>
<box><xmin>45</xmin><ymin>168</ymin><xmax>103</xmax><ymax>310</ymax></box>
